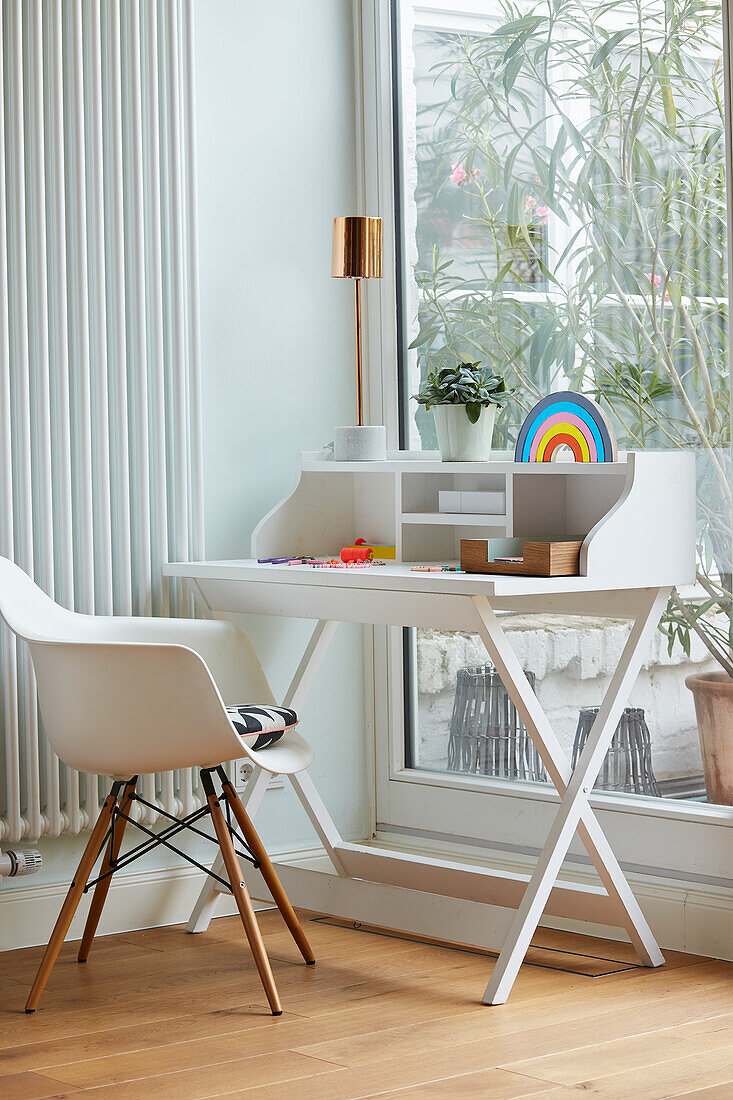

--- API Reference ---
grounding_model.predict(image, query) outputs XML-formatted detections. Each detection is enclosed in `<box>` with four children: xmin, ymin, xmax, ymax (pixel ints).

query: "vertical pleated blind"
<box><xmin>0</xmin><ymin>0</ymin><xmax>204</xmax><ymax>842</ymax></box>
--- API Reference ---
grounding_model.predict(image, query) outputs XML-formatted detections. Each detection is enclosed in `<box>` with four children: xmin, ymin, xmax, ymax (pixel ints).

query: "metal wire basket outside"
<box><xmin>448</xmin><ymin>663</ymin><xmax>546</xmax><ymax>782</ymax></box>
<box><xmin>572</xmin><ymin>706</ymin><xmax>661</xmax><ymax>796</ymax></box>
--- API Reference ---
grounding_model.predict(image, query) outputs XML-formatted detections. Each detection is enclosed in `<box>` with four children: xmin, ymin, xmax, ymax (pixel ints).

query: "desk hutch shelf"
<box><xmin>253</xmin><ymin>449</ymin><xmax>694</xmax><ymax>588</ymax></box>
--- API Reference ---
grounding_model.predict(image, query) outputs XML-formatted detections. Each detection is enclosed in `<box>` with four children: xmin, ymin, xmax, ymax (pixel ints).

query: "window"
<box><xmin>389</xmin><ymin>0</ymin><xmax>731</xmax><ymax>825</ymax></box>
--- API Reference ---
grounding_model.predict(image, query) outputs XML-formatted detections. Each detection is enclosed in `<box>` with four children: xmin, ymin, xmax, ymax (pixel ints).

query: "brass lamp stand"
<box><xmin>331</xmin><ymin>216</ymin><xmax>387</xmax><ymax>460</ymax></box>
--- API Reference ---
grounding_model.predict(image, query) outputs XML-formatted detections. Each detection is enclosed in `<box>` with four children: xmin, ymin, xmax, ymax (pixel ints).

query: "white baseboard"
<box><xmin>0</xmin><ymin>862</ymin><xmax>261</xmax><ymax>953</ymax></box>
<box><xmin>233</xmin><ymin>842</ymin><xmax>733</xmax><ymax>962</ymax></box>
<box><xmin>3</xmin><ymin>839</ymin><xmax>733</xmax><ymax>962</ymax></box>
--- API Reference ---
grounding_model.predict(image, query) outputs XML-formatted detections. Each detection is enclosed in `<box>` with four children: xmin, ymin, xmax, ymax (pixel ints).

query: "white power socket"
<box><xmin>235</xmin><ymin>760</ymin><xmax>285</xmax><ymax>792</ymax></box>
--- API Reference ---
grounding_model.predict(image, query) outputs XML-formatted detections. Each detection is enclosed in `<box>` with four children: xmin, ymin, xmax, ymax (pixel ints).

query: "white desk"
<box><xmin>164</xmin><ymin>449</ymin><xmax>695</xmax><ymax>1005</ymax></box>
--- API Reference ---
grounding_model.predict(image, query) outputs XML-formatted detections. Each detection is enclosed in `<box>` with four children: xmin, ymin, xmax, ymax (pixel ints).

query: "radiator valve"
<box><xmin>0</xmin><ymin>849</ymin><xmax>43</xmax><ymax>878</ymax></box>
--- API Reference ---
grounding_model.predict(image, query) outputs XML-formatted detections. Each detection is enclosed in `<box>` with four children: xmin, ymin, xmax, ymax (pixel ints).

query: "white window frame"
<box><xmin>356</xmin><ymin>0</ymin><xmax>733</xmax><ymax>888</ymax></box>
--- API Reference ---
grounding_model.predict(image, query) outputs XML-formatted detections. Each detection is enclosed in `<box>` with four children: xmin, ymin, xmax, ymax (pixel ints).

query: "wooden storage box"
<box><xmin>461</xmin><ymin>539</ymin><xmax>583</xmax><ymax>577</ymax></box>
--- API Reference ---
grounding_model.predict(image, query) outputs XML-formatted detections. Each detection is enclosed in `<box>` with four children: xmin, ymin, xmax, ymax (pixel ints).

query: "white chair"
<box><xmin>0</xmin><ymin>557</ymin><xmax>315</xmax><ymax>1016</ymax></box>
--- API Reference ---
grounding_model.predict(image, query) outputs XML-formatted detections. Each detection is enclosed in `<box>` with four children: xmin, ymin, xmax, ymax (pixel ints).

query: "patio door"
<box><xmin>367</xmin><ymin>0</ymin><xmax>733</xmax><ymax>887</ymax></box>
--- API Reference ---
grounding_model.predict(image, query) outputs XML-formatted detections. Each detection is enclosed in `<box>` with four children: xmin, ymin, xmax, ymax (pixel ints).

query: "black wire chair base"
<box><xmin>84</xmin><ymin>768</ymin><xmax>258</xmax><ymax>895</ymax></box>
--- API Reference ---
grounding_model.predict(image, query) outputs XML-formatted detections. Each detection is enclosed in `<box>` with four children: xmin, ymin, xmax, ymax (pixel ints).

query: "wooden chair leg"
<box><xmin>220</xmin><ymin>772</ymin><xmax>315</xmax><ymax>966</ymax></box>
<box><xmin>78</xmin><ymin>777</ymin><xmax>138</xmax><ymax>962</ymax></box>
<box><xmin>201</xmin><ymin>772</ymin><xmax>283</xmax><ymax>1016</ymax></box>
<box><xmin>26</xmin><ymin>782</ymin><xmax>123</xmax><ymax>1013</ymax></box>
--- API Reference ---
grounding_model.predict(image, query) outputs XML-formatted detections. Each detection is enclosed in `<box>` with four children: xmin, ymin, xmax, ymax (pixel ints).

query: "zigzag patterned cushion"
<box><xmin>226</xmin><ymin>704</ymin><xmax>298</xmax><ymax>751</ymax></box>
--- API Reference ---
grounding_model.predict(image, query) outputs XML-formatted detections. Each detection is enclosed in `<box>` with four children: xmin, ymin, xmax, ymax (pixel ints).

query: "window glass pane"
<box><xmin>397</xmin><ymin>0</ymin><xmax>731</xmax><ymax>805</ymax></box>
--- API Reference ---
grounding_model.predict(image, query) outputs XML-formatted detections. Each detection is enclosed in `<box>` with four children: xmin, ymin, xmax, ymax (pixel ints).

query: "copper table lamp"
<box><xmin>331</xmin><ymin>216</ymin><xmax>386</xmax><ymax>461</ymax></box>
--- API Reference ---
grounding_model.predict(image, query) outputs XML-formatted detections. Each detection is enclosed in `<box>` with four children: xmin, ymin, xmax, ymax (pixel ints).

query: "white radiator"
<box><xmin>0</xmin><ymin>0</ymin><xmax>205</xmax><ymax>843</ymax></box>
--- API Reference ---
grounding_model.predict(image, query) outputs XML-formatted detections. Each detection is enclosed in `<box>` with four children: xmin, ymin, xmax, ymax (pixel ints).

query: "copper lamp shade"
<box><xmin>332</xmin><ymin>216</ymin><xmax>383</xmax><ymax>279</ymax></box>
<box><xmin>332</xmin><ymin>216</ymin><xmax>382</xmax><ymax>427</ymax></box>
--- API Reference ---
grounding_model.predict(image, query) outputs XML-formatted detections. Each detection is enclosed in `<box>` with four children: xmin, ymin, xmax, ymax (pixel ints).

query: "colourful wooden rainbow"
<box><xmin>514</xmin><ymin>391</ymin><xmax>617</xmax><ymax>463</ymax></box>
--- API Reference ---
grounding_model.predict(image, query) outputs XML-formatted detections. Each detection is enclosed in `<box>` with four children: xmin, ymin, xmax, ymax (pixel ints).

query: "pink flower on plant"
<box><xmin>450</xmin><ymin>162</ymin><xmax>468</xmax><ymax>185</ymax></box>
<box><xmin>644</xmin><ymin>272</ymin><xmax>670</xmax><ymax>301</ymax></box>
<box><xmin>524</xmin><ymin>194</ymin><xmax>548</xmax><ymax>223</ymax></box>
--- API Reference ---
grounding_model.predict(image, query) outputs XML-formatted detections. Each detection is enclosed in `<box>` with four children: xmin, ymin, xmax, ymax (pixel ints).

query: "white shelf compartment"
<box><xmin>401</xmin><ymin>512</ymin><xmax>509</xmax><ymax>530</ymax></box>
<box><xmin>400</xmin><ymin>467</ymin><xmax>512</xmax><ymax>560</ymax></box>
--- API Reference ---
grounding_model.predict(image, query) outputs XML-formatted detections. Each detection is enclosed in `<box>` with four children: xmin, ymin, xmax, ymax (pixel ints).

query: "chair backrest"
<box><xmin>0</xmin><ymin>557</ymin><xmax>264</xmax><ymax>777</ymax></box>
<box><xmin>0</xmin><ymin>556</ymin><xmax>77</xmax><ymax>640</ymax></box>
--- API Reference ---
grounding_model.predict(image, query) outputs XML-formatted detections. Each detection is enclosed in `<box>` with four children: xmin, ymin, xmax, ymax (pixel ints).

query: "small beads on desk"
<box><xmin>308</xmin><ymin>559</ymin><xmax>377</xmax><ymax>569</ymax></box>
<box><xmin>411</xmin><ymin>565</ymin><xmax>464</xmax><ymax>572</ymax></box>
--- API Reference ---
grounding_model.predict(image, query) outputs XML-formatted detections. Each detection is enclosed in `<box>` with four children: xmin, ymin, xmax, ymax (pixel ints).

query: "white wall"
<box><xmin>194</xmin><ymin>0</ymin><xmax>369</xmax><ymax>854</ymax></box>
<box><xmin>0</xmin><ymin>0</ymin><xmax>368</xmax><ymax>948</ymax></box>
<box><xmin>196</xmin><ymin>0</ymin><xmax>359</xmax><ymax>557</ymax></box>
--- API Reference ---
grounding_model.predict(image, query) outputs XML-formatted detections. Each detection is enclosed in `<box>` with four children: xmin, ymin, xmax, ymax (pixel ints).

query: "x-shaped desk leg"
<box><xmin>189</xmin><ymin>589</ymin><xmax>668</xmax><ymax>1000</ymax></box>
<box><xmin>187</xmin><ymin>619</ymin><xmax>343</xmax><ymax>933</ymax></box>
<box><xmin>471</xmin><ymin>588</ymin><xmax>670</xmax><ymax>1004</ymax></box>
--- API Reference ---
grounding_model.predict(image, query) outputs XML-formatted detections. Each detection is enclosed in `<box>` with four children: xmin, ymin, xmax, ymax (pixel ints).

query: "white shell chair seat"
<box><xmin>0</xmin><ymin>557</ymin><xmax>314</xmax><ymax>779</ymax></box>
<box><xmin>0</xmin><ymin>557</ymin><xmax>316</xmax><ymax>1018</ymax></box>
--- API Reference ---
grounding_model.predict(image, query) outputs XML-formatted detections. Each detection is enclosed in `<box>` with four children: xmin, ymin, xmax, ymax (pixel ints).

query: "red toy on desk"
<box><xmin>341</xmin><ymin>544</ymin><xmax>372</xmax><ymax>563</ymax></box>
<box><xmin>341</xmin><ymin>537</ymin><xmax>396</xmax><ymax>563</ymax></box>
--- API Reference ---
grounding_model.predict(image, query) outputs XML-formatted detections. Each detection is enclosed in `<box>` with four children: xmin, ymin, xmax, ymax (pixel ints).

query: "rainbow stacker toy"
<box><xmin>514</xmin><ymin>391</ymin><xmax>617</xmax><ymax>463</ymax></box>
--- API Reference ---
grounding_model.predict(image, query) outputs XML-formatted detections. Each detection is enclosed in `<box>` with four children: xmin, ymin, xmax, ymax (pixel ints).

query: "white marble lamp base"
<box><xmin>333</xmin><ymin>425</ymin><xmax>387</xmax><ymax>462</ymax></box>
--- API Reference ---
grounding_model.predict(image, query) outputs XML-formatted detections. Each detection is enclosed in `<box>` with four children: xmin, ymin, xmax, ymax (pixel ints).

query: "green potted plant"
<box><xmin>413</xmin><ymin>359</ymin><xmax>510</xmax><ymax>461</ymax></box>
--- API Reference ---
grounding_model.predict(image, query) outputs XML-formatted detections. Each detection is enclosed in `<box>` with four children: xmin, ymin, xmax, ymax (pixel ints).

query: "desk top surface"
<box><xmin>163</xmin><ymin>559</ymin><xmax>665</xmax><ymax>599</ymax></box>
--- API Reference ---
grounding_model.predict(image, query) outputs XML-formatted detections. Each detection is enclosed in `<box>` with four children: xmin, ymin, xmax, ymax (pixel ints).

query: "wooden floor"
<box><xmin>2</xmin><ymin>910</ymin><xmax>733</xmax><ymax>1099</ymax></box>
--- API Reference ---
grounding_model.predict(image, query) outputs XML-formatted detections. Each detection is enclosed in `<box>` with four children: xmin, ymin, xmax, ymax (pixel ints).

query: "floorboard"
<box><xmin>0</xmin><ymin>910</ymin><xmax>730</xmax><ymax>1099</ymax></box>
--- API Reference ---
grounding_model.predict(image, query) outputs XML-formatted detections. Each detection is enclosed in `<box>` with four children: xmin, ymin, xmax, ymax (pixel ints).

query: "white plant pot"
<box><xmin>432</xmin><ymin>403</ymin><xmax>496</xmax><ymax>461</ymax></box>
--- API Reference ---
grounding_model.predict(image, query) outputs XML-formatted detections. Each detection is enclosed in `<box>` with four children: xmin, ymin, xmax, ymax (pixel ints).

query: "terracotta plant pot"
<box><xmin>686</xmin><ymin>671</ymin><xmax>733</xmax><ymax>805</ymax></box>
